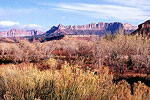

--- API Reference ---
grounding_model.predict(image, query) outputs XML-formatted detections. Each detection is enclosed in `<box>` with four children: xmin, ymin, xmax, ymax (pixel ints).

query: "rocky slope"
<box><xmin>0</xmin><ymin>29</ymin><xmax>44</xmax><ymax>37</ymax></box>
<box><xmin>45</xmin><ymin>22</ymin><xmax>137</xmax><ymax>37</ymax></box>
<box><xmin>132</xmin><ymin>20</ymin><xmax>150</xmax><ymax>37</ymax></box>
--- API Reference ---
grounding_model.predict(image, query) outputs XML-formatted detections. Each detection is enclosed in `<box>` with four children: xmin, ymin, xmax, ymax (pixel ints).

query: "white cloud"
<box><xmin>107</xmin><ymin>0</ymin><xmax>150</xmax><ymax>7</ymax></box>
<box><xmin>0</xmin><ymin>21</ymin><xmax>42</xmax><ymax>31</ymax></box>
<box><xmin>0</xmin><ymin>21</ymin><xmax>19</xmax><ymax>27</ymax></box>
<box><xmin>24</xmin><ymin>24</ymin><xmax>42</xmax><ymax>28</ymax></box>
<box><xmin>54</xmin><ymin>3</ymin><xmax>150</xmax><ymax>21</ymax></box>
<box><xmin>106</xmin><ymin>0</ymin><xmax>150</xmax><ymax>11</ymax></box>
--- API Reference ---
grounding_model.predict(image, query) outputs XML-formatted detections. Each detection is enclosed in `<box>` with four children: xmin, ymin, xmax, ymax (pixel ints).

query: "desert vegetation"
<box><xmin>0</xmin><ymin>34</ymin><xmax>150</xmax><ymax>100</ymax></box>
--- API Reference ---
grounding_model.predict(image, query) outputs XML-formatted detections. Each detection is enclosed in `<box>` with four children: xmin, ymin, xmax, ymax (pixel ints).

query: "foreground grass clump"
<box><xmin>0</xmin><ymin>61</ymin><xmax>114</xmax><ymax>100</ymax></box>
<box><xmin>0</xmin><ymin>60</ymin><xmax>150</xmax><ymax>100</ymax></box>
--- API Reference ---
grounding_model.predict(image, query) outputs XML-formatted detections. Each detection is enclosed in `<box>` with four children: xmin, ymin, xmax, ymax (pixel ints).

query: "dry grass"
<box><xmin>0</xmin><ymin>60</ymin><xmax>113</xmax><ymax>100</ymax></box>
<box><xmin>0</xmin><ymin>34</ymin><xmax>150</xmax><ymax>99</ymax></box>
<box><xmin>0</xmin><ymin>60</ymin><xmax>150</xmax><ymax>100</ymax></box>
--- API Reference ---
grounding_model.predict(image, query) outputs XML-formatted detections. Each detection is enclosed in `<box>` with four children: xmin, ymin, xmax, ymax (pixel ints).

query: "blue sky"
<box><xmin>0</xmin><ymin>0</ymin><xmax>150</xmax><ymax>31</ymax></box>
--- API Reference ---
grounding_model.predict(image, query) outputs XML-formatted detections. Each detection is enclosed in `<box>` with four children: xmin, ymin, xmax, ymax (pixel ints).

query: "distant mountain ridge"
<box><xmin>0</xmin><ymin>29</ymin><xmax>44</xmax><ymax>37</ymax></box>
<box><xmin>0</xmin><ymin>22</ymin><xmax>137</xmax><ymax>38</ymax></box>
<box><xmin>45</xmin><ymin>22</ymin><xmax>137</xmax><ymax>37</ymax></box>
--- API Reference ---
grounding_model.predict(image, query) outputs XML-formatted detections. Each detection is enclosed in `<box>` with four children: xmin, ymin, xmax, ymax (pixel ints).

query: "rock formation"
<box><xmin>132</xmin><ymin>20</ymin><xmax>150</xmax><ymax>38</ymax></box>
<box><xmin>124</xmin><ymin>23</ymin><xmax>138</xmax><ymax>32</ymax></box>
<box><xmin>0</xmin><ymin>22</ymin><xmax>138</xmax><ymax>40</ymax></box>
<box><xmin>0</xmin><ymin>29</ymin><xmax>44</xmax><ymax>37</ymax></box>
<box><xmin>45</xmin><ymin>22</ymin><xmax>137</xmax><ymax>37</ymax></box>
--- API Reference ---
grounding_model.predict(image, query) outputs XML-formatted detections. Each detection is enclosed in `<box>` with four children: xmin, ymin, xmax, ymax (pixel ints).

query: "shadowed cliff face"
<box><xmin>45</xmin><ymin>22</ymin><xmax>137</xmax><ymax>37</ymax></box>
<box><xmin>0</xmin><ymin>29</ymin><xmax>44</xmax><ymax>37</ymax></box>
<box><xmin>132</xmin><ymin>20</ymin><xmax>150</xmax><ymax>37</ymax></box>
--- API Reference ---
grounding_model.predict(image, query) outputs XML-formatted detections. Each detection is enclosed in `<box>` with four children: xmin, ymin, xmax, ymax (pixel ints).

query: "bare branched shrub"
<box><xmin>0</xmin><ymin>34</ymin><xmax>150</xmax><ymax>74</ymax></box>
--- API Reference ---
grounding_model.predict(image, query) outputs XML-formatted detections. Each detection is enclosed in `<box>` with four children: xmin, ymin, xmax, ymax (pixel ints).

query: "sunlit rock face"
<box><xmin>0</xmin><ymin>29</ymin><xmax>44</xmax><ymax>37</ymax></box>
<box><xmin>123</xmin><ymin>23</ymin><xmax>138</xmax><ymax>31</ymax></box>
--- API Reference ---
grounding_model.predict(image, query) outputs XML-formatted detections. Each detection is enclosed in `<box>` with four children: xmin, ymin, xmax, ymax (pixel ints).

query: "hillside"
<box><xmin>132</xmin><ymin>20</ymin><xmax>150</xmax><ymax>38</ymax></box>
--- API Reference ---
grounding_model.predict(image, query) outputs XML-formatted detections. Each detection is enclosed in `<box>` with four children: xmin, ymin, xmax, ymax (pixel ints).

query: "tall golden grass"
<box><xmin>0</xmin><ymin>59</ymin><xmax>150</xmax><ymax>100</ymax></box>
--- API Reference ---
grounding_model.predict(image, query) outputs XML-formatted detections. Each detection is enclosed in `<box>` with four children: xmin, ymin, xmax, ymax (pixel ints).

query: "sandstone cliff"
<box><xmin>0</xmin><ymin>29</ymin><xmax>44</xmax><ymax>37</ymax></box>
<box><xmin>45</xmin><ymin>22</ymin><xmax>137</xmax><ymax>37</ymax></box>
